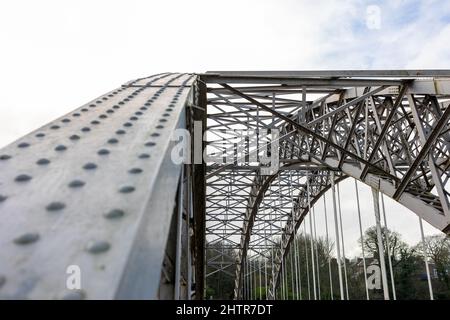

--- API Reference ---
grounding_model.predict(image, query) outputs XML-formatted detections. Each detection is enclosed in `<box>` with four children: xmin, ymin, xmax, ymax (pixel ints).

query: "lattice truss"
<box><xmin>200</xmin><ymin>72</ymin><xmax>450</xmax><ymax>299</ymax></box>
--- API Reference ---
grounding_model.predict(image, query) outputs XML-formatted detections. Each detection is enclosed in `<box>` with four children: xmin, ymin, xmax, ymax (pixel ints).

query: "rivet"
<box><xmin>98</xmin><ymin>149</ymin><xmax>110</xmax><ymax>155</ymax></box>
<box><xmin>104</xmin><ymin>209</ymin><xmax>125</xmax><ymax>219</ymax></box>
<box><xmin>86</xmin><ymin>240</ymin><xmax>110</xmax><ymax>254</ymax></box>
<box><xmin>62</xmin><ymin>290</ymin><xmax>86</xmax><ymax>300</ymax></box>
<box><xmin>36</xmin><ymin>133</ymin><xmax>46</xmax><ymax>137</ymax></box>
<box><xmin>162</xmin><ymin>113</ymin><xmax>170</xmax><ymax>117</ymax></box>
<box><xmin>123</xmin><ymin>123</ymin><xmax>132</xmax><ymax>127</ymax></box>
<box><xmin>69</xmin><ymin>135</ymin><xmax>80</xmax><ymax>141</ymax></box>
<box><xmin>15</xmin><ymin>174</ymin><xmax>32</xmax><ymax>182</ymax></box>
<box><xmin>81</xmin><ymin>127</ymin><xmax>91</xmax><ymax>132</ymax></box>
<box><xmin>14</xmin><ymin>233</ymin><xmax>40</xmax><ymax>245</ymax></box>
<box><xmin>151</xmin><ymin>133</ymin><xmax>160</xmax><ymax>137</ymax></box>
<box><xmin>108</xmin><ymin>138</ymin><xmax>119</xmax><ymax>144</ymax></box>
<box><xmin>156</xmin><ymin>125</ymin><xmax>164</xmax><ymax>129</ymax></box>
<box><xmin>36</xmin><ymin>158</ymin><xmax>50</xmax><ymax>165</ymax></box>
<box><xmin>72</xmin><ymin>113</ymin><xmax>80</xmax><ymax>117</ymax></box>
<box><xmin>129</xmin><ymin>168</ymin><xmax>143</xmax><ymax>174</ymax></box>
<box><xmin>119</xmin><ymin>186</ymin><xmax>135</xmax><ymax>193</ymax></box>
<box><xmin>130</xmin><ymin>117</ymin><xmax>138</xmax><ymax>121</ymax></box>
<box><xmin>46</xmin><ymin>202</ymin><xmax>65</xmax><ymax>211</ymax></box>
<box><xmin>0</xmin><ymin>155</ymin><xmax>11</xmax><ymax>160</ymax></box>
<box><xmin>113</xmin><ymin>105</ymin><xmax>120</xmax><ymax>109</ymax></box>
<box><xmin>138</xmin><ymin>153</ymin><xmax>150</xmax><ymax>159</ymax></box>
<box><xmin>55</xmin><ymin>145</ymin><xmax>67</xmax><ymax>151</ymax></box>
<box><xmin>68</xmin><ymin>180</ymin><xmax>85</xmax><ymax>188</ymax></box>
<box><xmin>91</xmin><ymin>120</ymin><xmax>100</xmax><ymax>125</ymax></box>
<box><xmin>0</xmin><ymin>195</ymin><xmax>7</xmax><ymax>202</ymax></box>
<box><xmin>107</xmin><ymin>110</ymin><xmax>114</xmax><ymax>114</ymax></box>
<box><xmin>83</xmin><ymin>163</ymin><xmax>97</xmax><ymax>170</ymax></box>
<box><xmin>18</xmin><ymin>142</ymin><xmax>30</xmax><ymax>148</ymax></box>
<box><xmin>89</xmin><ymin>104</ymin><xmax>96</xmax><ymax>108</ymax></box>
<box><xmin>99</xmin><ymin>115</ymin><xmax>107</xmax><ymax>119</ymax></box>
<box><xmin>116</xmin><ymin>130</ymin><xmax>126</xmax><ymax>135</ymax></box>
<box><xmin>50</xmin><ymin>125</ymin><xmax>60</xmax><ymax>130</ymax></box>
<box><xmin>159</xmin><ymin>119</ymin><xmax>167</xmax><ymax>123</ymax></box>
<box><xmin>81</xmin><ymin>108</ymin><xmax>88</xmax><ymax>112</ymax></box>
<box><xmin>145</xmin><ymin>142</ymin><xmax>156</xmax><ymax>147</ymax></box>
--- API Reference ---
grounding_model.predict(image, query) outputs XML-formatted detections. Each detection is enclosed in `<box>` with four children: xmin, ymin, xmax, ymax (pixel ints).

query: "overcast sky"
<box><xmin>1</xmin><ymin>0</ymin><xmax>449</xmax><ymax>256</ymax></box>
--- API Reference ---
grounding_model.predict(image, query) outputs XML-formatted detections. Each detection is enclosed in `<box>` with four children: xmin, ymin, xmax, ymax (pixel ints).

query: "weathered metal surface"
<box><xmin>0</xmin><ymin>73</ymin><xmax>196</xmax><ymax>299</ymax></box>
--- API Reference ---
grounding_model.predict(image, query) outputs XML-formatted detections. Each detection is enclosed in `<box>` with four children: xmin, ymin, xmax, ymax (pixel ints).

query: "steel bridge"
<box><xmin>0</xmin><ymin>70</ymin><xmax>449</xmax><ymax>300</ymax></box>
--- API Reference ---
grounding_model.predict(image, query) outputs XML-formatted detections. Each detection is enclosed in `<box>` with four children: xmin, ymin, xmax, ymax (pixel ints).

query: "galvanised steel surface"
<box><xmin>0</xmin><ymin>73</ymin><xmax>196</xmax><ymax>299</ymax></box>
<box><xmin>200</xmin><ymin>71</ymin><xmax>450</xmax><ymax>299</ymax></box>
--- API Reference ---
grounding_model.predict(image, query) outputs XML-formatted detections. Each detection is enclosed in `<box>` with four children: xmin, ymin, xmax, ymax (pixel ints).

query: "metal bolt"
<box><xmin>55</xmin><ymin>145</ymin><xmax>67</xmax><ymax>151</ymax></box>
<box><xmin>119</xmin><ymin>186</ymin><xmax>135</xmax><ymax>194</ymax></box>
<box><xmin>128</xmin><ymin>168</ymin><xmax>143</xmax><ymax>174</ymax></box>
<box><xmin>68</xmin><ymin>180</ymin><xmax>85</xmax><ymax>188</ymax></box>
<box><xmin>36</xmin><ymin>158</ymin><xmax>50</xmax><ymax>165</ymax></box>
<box><xmin>83</xmin><ymin>163</ymin><xmax>97</xmax><ymax>170</ymax></box>
<box><xmin>15</xmin><ymin>174</ymin><xmax>32</xmax><ymax>182</ymax></box>
<box><xmin>86</xmin><ymin>240</ymin><xmax>111</xmax><ymax>254</ymax></box>
<box><xmin>46</xmin><ymin>202</ymin><xmax>66</xmax><ymax>212</ymax></box>
<box><xmin>14</xmin><ymin>233</ymin><xmax>40</xmax><ymax>245</ymax></box>
<box><xmin>98</xmin><ymin>149</ymin><xmax>110</xmax><ymax>155</ymax></box>
<box><xmin>69</xmin><ymin>135</ymin><xmax>80</xmax><ymax>141</ymax></box>
<box><xmin>138</xmin><ymin>153</ymin><xmax>150</xmax><ymax>159</ymax></box>
<box><xmin>104</xmin><ymin>209</ymin><xmax>125</xmax><ymax>219</ymax></box>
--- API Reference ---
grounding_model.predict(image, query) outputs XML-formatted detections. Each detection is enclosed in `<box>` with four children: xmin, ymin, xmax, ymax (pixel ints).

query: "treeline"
<box><xmin>205</xmin><ymin>227</ymin><xmax>450</xmax><ymax>300</ymax></box>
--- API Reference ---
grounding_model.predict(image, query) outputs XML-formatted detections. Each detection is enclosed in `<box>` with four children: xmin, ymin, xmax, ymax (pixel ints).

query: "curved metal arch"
<box><xmin>204</xmin><ymin>72</ymin><xmax>450</xmax><ymax>300</ymax></box>
<box><xmin>265</xmin><ymin>170</ymin><xmax>346</xmax><ymax>299</ymax></box>
<box><xmin>266</xmin><ymin>159</ymin><xmax>450</xmax><ymax>299</ymax></box>
<box><xmin>233</xmin><ymin>162</ymin><xmax>308</xmax><ymax>299</ymax></box>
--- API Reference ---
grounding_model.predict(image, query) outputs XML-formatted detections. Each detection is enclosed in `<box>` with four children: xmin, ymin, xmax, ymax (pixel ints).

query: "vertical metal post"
<box><xmin>419</xmin><ymin>217</ymin><xmax>434</xmax><ymax>300</ymax></box>
<box><xmin>290</xmin><ymin>249</ymin><xmax>295</xmax><ymax>299</ymax></box>
<box><xmin>371</xmin><ymin>187</ymin><xmax>390</xmax><ymax>300</ymax></box>
<box><xmin>380</xmin><ymin>194</ymin><xmax>396</xmax><ymax>300</ymax></box>
<box><xmin>259</xmin><ymin>258</ymin><xmax>262</xmax><ymax>300</ymax></box>
<box><xmin>174</xmin><ymin>166</ymin><xmax>184</xmax><ymax>300</ymax></box>
<box><xmin>331</xmin><ymin>172</ymin><xmax>345</xmax><ymax>300</ymax></box>
<box><xmin>336</xmin><ymin>184</ymin><xmax>349</xmax><ymax>299</ymax></box>
<box><xmin>187</xmin><ymin>169</ymin><xmax>193</xmax><ymax>300</ymax></box>
<box><xmin>355</xmin><ymin>180</ymin><xmax>369</xmax><ymax>300</ymax></box>
<box><xmin>306</xmin><ymin>174</ymin><xmax>317</xmax><ymax>300</ymax></box>
<box><xmin>313</xmin><ymin>207</ymin><xmax>321</xmax><ymax>299</ymax></box>
<box><xmin>323</xmin><ymin>194</ymin><xmax>334</xmax><ymax>300</ymax></box>
<box><xmin>304</xmin><ymin>221</ymin><xmax>311</xmax><ymax>300</ymax></box>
